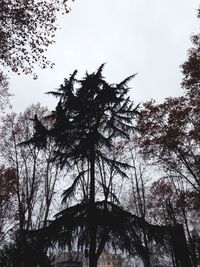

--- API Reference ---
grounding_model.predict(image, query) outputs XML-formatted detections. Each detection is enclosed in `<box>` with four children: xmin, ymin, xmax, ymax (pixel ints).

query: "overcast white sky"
<box><xmin>9</xmin><ymin>0</ymin><xmax>200</xmax><ymax>113</ymax></box>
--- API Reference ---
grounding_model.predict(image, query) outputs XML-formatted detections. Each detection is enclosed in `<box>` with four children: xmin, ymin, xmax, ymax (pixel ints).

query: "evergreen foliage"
<box><xmin>0</xmin><ymin>232</ymin><xmax>54</xmax><ymax>267</ymax></box>
<box><xmin>24</xmin><ymin>64</ymin><xmax>139</xmax><ymax>267</ymax></box>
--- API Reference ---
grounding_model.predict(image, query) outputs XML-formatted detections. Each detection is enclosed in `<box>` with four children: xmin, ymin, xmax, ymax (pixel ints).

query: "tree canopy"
<box><xmin>25</xmin><ymin>64</ymin><xmax>142</xmax><ymax>267</ymax></box>
<box><xmin>0</xmin><ymin>0</ymin><xmax>72</xmax><ymax>76</ymax></box>
<box><xmin>0</xmin><ymin>0</ymin><xmax>73</xmax><ymax>109</ymax></box>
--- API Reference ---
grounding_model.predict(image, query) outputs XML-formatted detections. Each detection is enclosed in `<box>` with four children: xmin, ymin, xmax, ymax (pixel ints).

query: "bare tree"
<box><xmin>0</xmin><ymin>103</ymin><xmax>62</xmax><ymax>231</ymax></box>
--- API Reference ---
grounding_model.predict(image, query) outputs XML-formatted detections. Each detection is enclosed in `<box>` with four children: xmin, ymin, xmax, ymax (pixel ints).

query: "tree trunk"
<box><xmin>89</xmin><ymin>144</ymin><xmax>97</xmax><ymax>267</ymax></box>
<box><xmin>169</xmin><ymin>224</ymin><xmax>192</xmax><ymax>267</ymax></box>
<box><xmin>142</xmin><ymin>255</ymin><xmax>151</xmax><ymax>267</ymax></box>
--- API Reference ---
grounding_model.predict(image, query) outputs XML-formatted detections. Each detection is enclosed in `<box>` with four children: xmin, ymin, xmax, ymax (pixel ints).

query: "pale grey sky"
<box><xmin>9</xmin><ymin>0</ymin><xmax>200</xmax><ymax>113</ymax></box>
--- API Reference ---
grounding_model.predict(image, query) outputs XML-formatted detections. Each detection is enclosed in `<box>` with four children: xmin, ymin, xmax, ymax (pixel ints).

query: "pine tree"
<box><xmin>27</xmin><ymin>64</ymin><xmax>140</xmax><ymax>267</ymax></box>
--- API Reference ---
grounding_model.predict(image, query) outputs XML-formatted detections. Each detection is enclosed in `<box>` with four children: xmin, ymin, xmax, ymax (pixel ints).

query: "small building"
<box><xmin>97</xmin><ymin>252</ymin><xmax>123</xmax><ymax>267</ymax></box>
<box><xmin>54</xmin><ymin>251</ymin><xmax>83</xmax><ymax>267</ymax></box>
<box><xmin>54</xmin><ymin>251</ymin><xmax>123</xmax><ymax>267</ymax></box>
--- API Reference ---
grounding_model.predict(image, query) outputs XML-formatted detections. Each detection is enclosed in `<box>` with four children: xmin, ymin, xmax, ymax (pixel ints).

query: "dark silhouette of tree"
<box><xmin>0</xmin><ymin>232</ymin><xmax>54</xmax><ymax>267</ymax></box>
<box><xmin>0</xmin><ymin>166</ymin><xmax>16</xmax><ymax>245</ymax></box>
<box><xmin>0</xmin><ymin>0</ymin><xmax>73</xmax><ymax>109</ymax></box>
<box><xmin>134</xmin><ymin>7</ymin><xmax>200</xmax><ymax>262</ymax></box>
<box><xmin>181</xmin><ymin>7</ymin><xmax>200</xmax><ymax>99</ymax></box>
<box><xmin>26</xmin><ymin>64</ymin><xmax>141</xmax><ymax>267</ymax></box>
<box><xmin>41</xmin><ymin>201</ymin><xmax>161</xmax><ymax>267</ymax></box>
<box><xmin>137</xmin><ymin>95</ymin><xmax>200</xmax><ymax>194</ymax></box>
<box><xmin>0</xmin><ymin>0</ymin><xmax>72</xmax><ymax>77</ymax></box>
<box><xmin>0</xmin><ymin>104</ymin><xmax>62</xmax><ymax>232</ymax></box>
<box><xmin>135</xmin><ymin>96</ymin><xmax>199</xmax><ymax>266</ymax></box>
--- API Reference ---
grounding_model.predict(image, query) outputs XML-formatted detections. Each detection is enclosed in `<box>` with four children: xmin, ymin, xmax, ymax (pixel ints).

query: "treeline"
<box><xmin>0</xmin><ymin>57</ymin><xmax>199</xmax><ymax>266</ymax></box>
<box><xmin>0</xmin><ymin>1</ymin><xmax>199</xmax><ymax>267</ymax></box>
